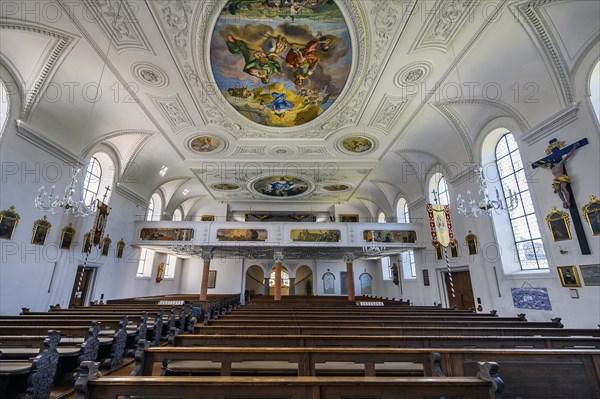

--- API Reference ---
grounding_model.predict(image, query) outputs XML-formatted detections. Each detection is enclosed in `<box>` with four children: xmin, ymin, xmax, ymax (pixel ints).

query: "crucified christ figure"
<box><xmin>540</xmin><ymin>142</ymin><xmax>579</xmax><ymax>209</ymax></box>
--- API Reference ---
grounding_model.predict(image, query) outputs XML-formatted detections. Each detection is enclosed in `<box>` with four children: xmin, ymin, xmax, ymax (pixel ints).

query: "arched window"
<box><xmin>396</xmin><ymin>198</ymin><xmax>410</xmax><ymax>223</ymax></box>
<box><xmin>377</xmin><ymin>211</ymin><xmax>386</xmax><ymax>223</ymax></box>
<box><xmin>147</xmin><ymin>192</ymin><xmax>163</xmax><ymax>221</ymax></box>
<box><xmin>495</xmin><ymin>133</ymin><xmax>548</xmax><ymax>270</ymax></box>
<box><xmin>429</xmin><ymin>172</ymin><xmax>450</xmax><ymax>205</ymax></box>
<box><xmin>591</xmin><ymin>59</ymin><xmax>600</xmax><ymax>124</ymax></box>
<box><xmin>83</xmin><ymin>152</ymin><xmax>115</xmax><ymax>205</ymax></box>
<box><xmin>82</xmin><ymin>157</ymin><xmax>101</xmax><ymax>206</ymax></box>
<box><xmin>172</xmin><ymin>208</ymin><xmax>183</xmax><ymax>221</ymax></box>
<box><xmin>0</xmin><ymin>80</ymin><xmax>8</xmax><ymax>139</ymax></box>
<box><xmin>359</xmin><ymin>273</ymin><xmax>373</xmax><ymax>295</ymax></box>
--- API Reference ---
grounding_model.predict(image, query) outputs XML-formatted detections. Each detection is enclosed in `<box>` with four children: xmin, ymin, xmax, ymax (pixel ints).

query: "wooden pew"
<box><xmin>175</xmin><ymin>333</ymin><xmax>600</xmax><ymax>350</ymax></box>
<box><xmin>193</xmin><ymin>324</ymin><xmax>599</xmax><ymax>337</ymax></box>
<box><xmin>74</xmin><ymin>360</ymin><xmax>503</xmax><ymax>399</ymax></box>
<box><xmin>133</xmin><ymin>343</ymin><xmax>599</xmax><ymax>399</ymax></box>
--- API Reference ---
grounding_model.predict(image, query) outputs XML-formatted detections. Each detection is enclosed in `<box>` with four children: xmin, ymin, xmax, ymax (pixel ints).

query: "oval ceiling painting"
<box><xmin>212</xmin><ymin>183</ymin><xmax>240</xmax><ymax>191</ymax></box>
<box><xmin>210</xmin><ymin>1</ymin><xmax>352</xmax><ymax>127</ymax></box>
<box><xmin>322</xmin><ymin>184</ymin><xmax>350</xmax><ymax>192</ymax></box>
<box><xmin>252</xmin><ymin>176</ymin><xmax>310</xmax><ymax>198</ymax></box>
<box><xmin>341</xmin><ymin>136</ymin><xmax>373</xmax><ymax>153</ymax></box>
<box><xmin>190</xmin><ymin>135</ymin><xmax>221</xmax><ymax>153</ymax></box>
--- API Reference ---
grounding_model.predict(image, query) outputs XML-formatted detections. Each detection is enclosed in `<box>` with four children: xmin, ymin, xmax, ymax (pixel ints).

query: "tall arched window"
<box><xmin>82</xmin><ymin>157</ymin><xmax>101</xmax><ymax>206</ymax></box>
<box><xmin>172</xmin><ymin>208</ymin><xmax>183</xmax><ymax>221</ymax></box>
<box><xmin>377</xmin><ymin>211</ymin><xmax>386</xmax><ymax>223</ymax></box>
<box><xmin>0</xmin><ymin>80</ymin><xmax>9</xmax><ymax>139</ymax></box>
<box><xmin>429</xmin><ymin>172</ymin><xmax>450</xmax><ymax>205</ymax></box>
<box><xmin>146</xmin><ymin>198</ymin><xmax>155</xmax><ymax>221</ymax></box>
<box><xmin>495</xmin><ymin>133</ymin><xmax>548</xmax><ymax>270</ymax></box>
<box><xmin>590</xmin><ymin>59</ymin><xmax>600</xmax><ymax>123</ymax></box>
<box><xmin>396</xmin><ymin>198</ymin><xmax>410</xmax><ymax>223</ymax></box>
<box><xmin>147</xmin><ymin>192</ymin><xmax>163</xmax><ymax>221</ymax></box>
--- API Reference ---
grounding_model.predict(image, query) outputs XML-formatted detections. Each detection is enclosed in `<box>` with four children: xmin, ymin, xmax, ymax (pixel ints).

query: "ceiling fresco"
<box><xmin>209</xmin><ymin>0</ymin><xmax>352</xmax><ymax>127</ymax></box>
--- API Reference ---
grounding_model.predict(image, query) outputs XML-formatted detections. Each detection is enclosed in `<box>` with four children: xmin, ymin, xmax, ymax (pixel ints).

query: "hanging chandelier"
<box><xmin>456</xmin><ymin>166</ymin><xmax>519</xmax><ymax>218</ymax></box>
<box><xmin>34</xmin><ymin>167</ymin><xmax>96</xmax><ymax>217</ymax></box>
<box><xmin>168</xmin><ymin>231</ymin><xmax>201</xmax><ymax>257</ymax></box>
<box><xmin>362</xmin><ymin>230</ymin><xmax>387</xmax><ymax>256</ymax></box>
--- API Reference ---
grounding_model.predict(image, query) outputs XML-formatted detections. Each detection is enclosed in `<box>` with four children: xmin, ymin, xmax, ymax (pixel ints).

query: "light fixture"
<box><xmin>168</xmin><ymin>230</ymin><xmax>201</xmax><ymax>257</ymax></box>
<box><xmin>159</xmin><ymin>165</ymin><xmax>168</xmax><ymax>177</ymax></box>
<box><xmin>362</xmin><ymin>230</ymin><xmax>387</xmax><ymax>257</ymax></box>
<box><xmin>35</xmin><ymin>167</ymin><xmax>96</xmax><ymax>217</ymax></box>
<box><xmin>456</xmin><ymin>166</ymin><xmax>519</xmax><ymax>218</ymax></box>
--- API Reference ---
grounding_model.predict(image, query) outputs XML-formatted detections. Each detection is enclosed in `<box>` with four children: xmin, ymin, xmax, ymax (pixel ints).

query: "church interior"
<box><xmin>0</xmin><ymin>0</ymin><xmax>599</xmax><ymax>398</ymax></box>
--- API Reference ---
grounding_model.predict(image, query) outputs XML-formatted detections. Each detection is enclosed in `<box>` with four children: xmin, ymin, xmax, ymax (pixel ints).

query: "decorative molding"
<box><xmin>16</xmin><ymin>120</ymin><xmax>82</xmax><ymax>166</ymax></box>
<box><xmin>439</xmin><ymin>97</ymin><xmax>530</xmax><ymax>132</ymax></box>
<box><xmin>297</xmin><ymin>146</ymin><xmax>332</xmax><ymax>157</ymax></box>
<box><xmin>447</xmin><ymin>163</ymin><xmax>479</xmax><ymax>185</ymax></box>
<box><xmin>115</xmin><ymin>184</ymin><xmax>148</xmax><ymax>208</ymax></box>
<box><xmin>511</xmin><ymin>0</ymin><xmax>574</xmax><ymax>105</ymax></box>
<box><xmin>431</xmin><ymin>103</ymin><xmax>474</xmax><ymax>162</ymax></box>
<box><xmin>394</xmin><ymin>61</ymin><xmax>434</xmax><ymax>87</ymax></box>
<box><xmin>410</xmin><ymin>0</ymin><xmax>477</xmax><ymax>53</ymax></box>
<box><xmin>369</xmin><ymin>94</ymin><xmax>410</xmax><ymax>132</ymax></box>
<box><xmin>269</xmin><ymin>146</ymin><xmax>295</xmax><ymax>157</ymax></box>
<box><xmin>232</xmin><ymin>146</ymin><xmax>267</xmax><ymax>156</ymax></box>
<box><xmin>409</xmin><ymin>196</ymin><xmax>427</xmax><ymax>209</ymax></box>
<box><xmin>82</xmin><ymin>0</ymin><xmax>154</xmax><ymax>54</ymax></box>
<box><xmin>0</xmin><ymin>20</ymin><xmax>77</xmax><ymax>122</ymax></box>
<box><xmin>150</xmin><ymin>94</ymin><xmax>194</xmax><ymax>133</ymax></box>
<box><xmin>522</xmin><ymin>102</ymin><xmax>579</xmax><ymax>144</ymax></box>
<box><xmin>131</xmin><ymin>62</ymin><xmax>169</xmax><ymax>88</ymax></box>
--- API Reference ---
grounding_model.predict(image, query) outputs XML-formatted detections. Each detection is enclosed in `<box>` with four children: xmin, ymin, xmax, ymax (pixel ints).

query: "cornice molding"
<box><xmin>521</xmin><ymin>102</ymin><xmax>579</xmax><ymax>144</ymax></box>
<box><xmin>15</xmin><ymin>120</ymin><xmax>82</xmax><ymax>167</ymax></box>
<box><xmin>115</xmin><ymin>184</ymin><xmax>149</xmax><ymax>208</ymax></box>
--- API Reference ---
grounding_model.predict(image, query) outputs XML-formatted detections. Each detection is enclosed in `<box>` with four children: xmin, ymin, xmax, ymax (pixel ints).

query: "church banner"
<box><xmin>92</xmin><ymin>201</ymin><xmax>110</xmax><ymax>246</ymax></box>
<box><xmin>426</xmin><ymin>203</ymin><xmax>455</xmax><ymax>248</ymax></box>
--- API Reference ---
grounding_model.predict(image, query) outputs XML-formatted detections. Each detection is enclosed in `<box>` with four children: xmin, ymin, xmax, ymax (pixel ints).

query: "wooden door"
<box><xmin>69</xmin><ymin>266</ymin><xmax>93</xmax><ymax>307</ymax></box>
<box><xmin>444</xmin><ymin>270</ymin><xmax>475</xmax><ymax>310</ymax></box>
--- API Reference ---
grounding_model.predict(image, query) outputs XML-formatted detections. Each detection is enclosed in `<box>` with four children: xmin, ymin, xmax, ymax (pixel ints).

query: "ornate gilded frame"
<box><xmin>465</xmin><ymin>230</ymin><xmax>478</xmax><ymax>255</ymax></box>
<box><xmin>82</xmin><ymin>230</ymin><xmax>92</xmax><ymax>253</ymax></box>
<box><xmin>557</xmin><ymin>265</ymin><xmax>581</xmax><ymax>287</ymax></box>
<box><xmin>0</xmin><ymin>205</ymin><xmax>20</xmax><ymax>240</ymax></box>
<box><xmin>116</xmin><ymin>238</ymin><xmax>126</xmax><ymax>259</ymax></box>
<box><xmin>60</xmin><ymin>223</ymin><xmax>76</xmax><ymax>250</ymax></box>
<box><xmin>582</xmin><ymin>195</ymin><xmax>600</xmax><ymax>236</ymax></box>
<box><xmin>546</xmin><ymin>206</ymin><xmax>571</xmax><ymax>242</ymax></box>
<box><xmin>101</xmin><ymin>235</ymin><xmax>112</xmax><ymax>256</ymax></box>
<box><xmin>32</xmin><ymin>216</ymin><xmax>51</xmax><ymax>245</ymax></box>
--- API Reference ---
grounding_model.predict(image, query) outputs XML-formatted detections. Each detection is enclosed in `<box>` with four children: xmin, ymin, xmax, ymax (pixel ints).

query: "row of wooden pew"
<box><xmin>71</xmin><ymin>294</ymin><xmax>599</xmax><ymax>399</ymax></box>
<box><xmin>0</xmin><ymin>294</ymin><xmax>241</xmax><ymax>398</ymax></box>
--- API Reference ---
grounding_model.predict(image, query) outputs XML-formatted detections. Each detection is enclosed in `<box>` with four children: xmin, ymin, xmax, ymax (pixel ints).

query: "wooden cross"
<box><xmin>532</xmin><ymin>138</ymin><xmax>590</xmax><ymax>255</ymax></box>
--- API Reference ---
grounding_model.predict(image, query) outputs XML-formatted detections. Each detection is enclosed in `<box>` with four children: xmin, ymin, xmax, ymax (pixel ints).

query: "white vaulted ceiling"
<box><xmin>1</xmin><ymin>0</ymin><xmax>598</xmax><ymax>213</ymax></box>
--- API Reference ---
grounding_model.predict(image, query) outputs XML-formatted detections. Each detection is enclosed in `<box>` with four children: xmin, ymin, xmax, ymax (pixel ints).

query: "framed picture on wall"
<box><xmin>0</xmin><ymin>206</ymin><xmax>20</xmax><ymax>240</ymax></box>
<box><xmin>434</xmin><ymin>244</ymin><xmax>443</xmax><ymax>260</ymax></box>
<box><xmin>582</xmin><ymin>195</ymin><xmax>600</xmax><ymax>236</ymax></box>
<box><xmin>208</xmin><ymin>270</ymin><xmax>217</xmax><ymax>289</ymax></box>
<box><xmin>465</xmin><ymin>231</ymin><xmax>478</xmax><ymax>255</ymax></box>
<box><xmin>450</xmin><ymin>243</ymin><xmax>459</xmax><ymax>258</ymax></box>
<box><xmin>32</xmin><ymin>216</ymin><xmax>51</xmax><ymax>245</ymax></box>
<box><xmin>60</xmin><ymin>224</ymin><xmax>76</xmax><ymax>250</ymax></box>
<box><xmin>557</xmin><ymin>266</ymin><xmax>580</xmax><ymax>287</ymax></box>
<box><xmin>101</xmin><ymin>235</ymin><xmax>112</xmax><ymax>256</ymax></box>
<box><xmin>82</xmin><ymin>230</ymin><xmax>92</xmax><ymax>253</ymax></box>
<box><xmin>116</xmin><ymin>239</ymin><xmax>126</xmax><ymax>259</ymax></box>
<box><xmin>546</xmin><ymin>207</ymin><xmax>571</xmax><ymax>242</ymax></box>
<box><xmin>339</xmin><ymin>214</ymin><xmax>359</xmax><ymax>223</ymax></box>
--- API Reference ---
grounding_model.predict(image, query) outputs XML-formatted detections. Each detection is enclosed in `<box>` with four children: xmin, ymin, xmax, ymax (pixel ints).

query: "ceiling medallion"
<box><xmin>322</xmin><ymin>184</ymin><xmax>351</xmax><ymax>192</ymax></box>
<box><xmin>394</xmin><ymin>61</ymin><xmax>433</xmax><ymax>87</ymax></box>
<box><xmin>209</xmin><ymin>0</ymin><xmax>352</xmax><ymax>128</ymax></box>
<box><xmin>337</xmin><ymin>135</ymin><xmax>376</xmax><ymax>155</ymax></box>
<box><xmin>211</xmin><ymin>183</ymin><xmax>241</xmax><ymax>191</ymax></box>
<box><xmin>131</xmin><ymin>62</ymin><xmax>169</xmax><ymax>88</ymax></box>
<box><xmin>251</xmin><ymin>175</ymin><xmax>312</xmax><ymax>198</ymax></box>
<box><xmin>188</xmin><ymin>135</ymin><xmax>223</xmax><ymax>153</ymax></box>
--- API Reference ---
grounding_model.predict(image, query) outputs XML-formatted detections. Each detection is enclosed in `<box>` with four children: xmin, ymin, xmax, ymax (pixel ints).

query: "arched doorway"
<box><xmin>269</xmin><ymin>266</ymin><xmax>290</xmax><ymax>296</ymax></box>
<box><xmin>295</xmin><ymin>265</ymin><xmax>313</xmax><ymax>295</ymax></box>
<box><xmin>245</xmin><ymin>265</ymin><xmax>265</xmax><ymax>297</ymax></box>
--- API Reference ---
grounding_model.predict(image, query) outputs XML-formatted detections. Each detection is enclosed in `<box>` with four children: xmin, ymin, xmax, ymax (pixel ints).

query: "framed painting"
<box><xmin>0</xmin><ymin>205</ymin><xmax>20</xmax><ymax>240</ymax></box>
<box><xmin>101</xmin><ymin>235</ymin><xmax>112</xmax><ymax>257</ymax></box>
<box><xmin>546</xmin><ymin>207</ymin><xmax>571</xmax><ymax>242</ymax></box>
<box><xmin>60</xmin><ymin>223</ymin><xmax>76</xmax><ymax>250</ymax></box>
<box><xmin>32</xmin><ymin>216</ymin><xmax>51</xmax><ymax>245</ymax></box>
<box><xmin>340</xmin><ymin>214</ymin><xmax>359</xmax><ymax>223</ymax></box>
<box><xmin>422</xmin><ymin>269</ymin><xmax>430</xmax><ymax>286</ymax></box>
<box><xmin>466</xmin><ymin>230</ymin><xmax>478</xmax><ymax>255</ymax></box>
<box><xmin>557</xmin><ymin>265</ymin><xmax>580</xmax><ymax>287</ymax></box>
<box><xmin>116</xmin><ymin>238</ymin><xmax>126</xmax><ymax>259</ymax></box>
<box><xmin>582</xmin><ymin>195</ymin><xmax>600</xmax><ymax>236</ymax></box>
<box><xmin>434</xmin><ymin>244</ymin><xmax>443</xmax><ymax>260</ymax></box>
<box><xmin>208</xmin><ymin>270</ymin><xmax>217</xmax><ymax>289</ymax></box>
<box><xmin>82</xmin><ymin>230</ymin><xmax>92</xmax><ymax>253</ymax></box>
<box><xmin>450</xmin><ymin>243</ymin><xmax>459</xmax><ymax>258</ymax></box>
<box><xmin>201</xmin><ymin>215</ymin><xmax>215</xmax><ymax>221</ymax></box>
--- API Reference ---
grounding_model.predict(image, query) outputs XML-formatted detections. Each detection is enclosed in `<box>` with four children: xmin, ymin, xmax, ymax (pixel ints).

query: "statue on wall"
<box><xmin>391</xmin><ymin>263</ymin><xmax>399</xmax><ymax>286</ymax></box>
<box><xmin>536</xmin><ymin>141</ymin><xmax>580</xmax><ymax>209</ymax></box>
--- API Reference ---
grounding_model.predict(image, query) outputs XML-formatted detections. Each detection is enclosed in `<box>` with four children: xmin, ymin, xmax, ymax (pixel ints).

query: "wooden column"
<box><xmin>199</xmin><ymin>251</ymin><xmax>214</xmax><ymax>300</ymax></box>
<box><xmin>344</xmin><ymin>253</ymin><xmax>356</xmax><ymax>301</ymax></box>
<box><xmin>273</xmin><ymin>252</ymin><xmax>284</xmax><ymax>301</ymax></box>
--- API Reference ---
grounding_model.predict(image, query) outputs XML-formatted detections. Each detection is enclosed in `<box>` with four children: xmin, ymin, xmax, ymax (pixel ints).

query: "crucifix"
<box><xmin>532</xmin><ymin>138</ymin><xmax>590</xmax><ymax>255</ymax></box>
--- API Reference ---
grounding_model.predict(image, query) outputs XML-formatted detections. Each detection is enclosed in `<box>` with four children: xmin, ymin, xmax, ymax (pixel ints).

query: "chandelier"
<box><xmin>34</xmin><ymin>167</ymin><xmax>96</xmax><ymax>217</ymax></box>
<box><xmin>456</xmin><ymin>166</ymin><xmax>519</xmax><ymax>218</ymax></box>
<box><xmin>169</xmin><ymin>231</ymin><xmax>201</xmax><ymax>257</ymax></box>
<box><xmin>362</xmin><ymin>230</ymin><xmax>387</xmax><ymax>256</ymax></box>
